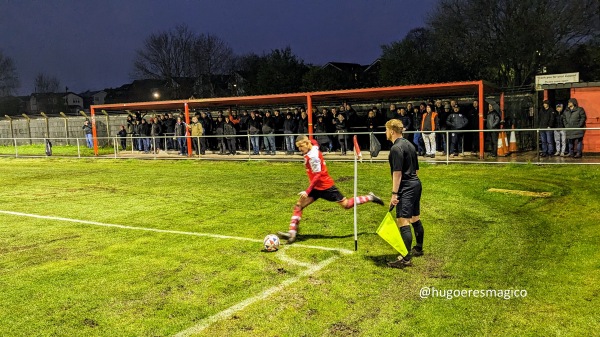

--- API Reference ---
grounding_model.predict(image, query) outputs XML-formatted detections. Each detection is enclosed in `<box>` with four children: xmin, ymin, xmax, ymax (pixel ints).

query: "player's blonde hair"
<box><xmin>385</xmin><ymin>119</ymin><xmax>404</xmax><ymax>134</ymax></box>
<box><xmin>295</xmin><ymin>135</ymin><xmax>311</xmax><ymax>146</ymax></box>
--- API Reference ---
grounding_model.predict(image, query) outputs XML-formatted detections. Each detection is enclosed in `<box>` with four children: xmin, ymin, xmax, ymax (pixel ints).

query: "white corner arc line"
<box><xmin>0</xmin><ymin>210</ymin><xmax>353</xmax><ymax>254</ymax></box>
<box><xmin>173</xmin><ymin>256</ymin><xmax>339</xmax><ymax>337</ymax></box>
<box><xmin>276</xmin><ymin>246</ymin><xmax>313</xmax><ymax>268</ymax></box>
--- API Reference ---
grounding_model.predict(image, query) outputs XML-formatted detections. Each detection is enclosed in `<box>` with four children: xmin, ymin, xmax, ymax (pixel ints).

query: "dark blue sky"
<box><xmin>0</xmin><ymin>0</ymin><xmax>437</xmax><ymax>95</ymax></box>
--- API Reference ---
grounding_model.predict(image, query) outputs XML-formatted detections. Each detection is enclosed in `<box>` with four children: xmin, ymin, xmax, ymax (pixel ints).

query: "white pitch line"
<box><xmin>0</xmin><ymin>210</ymin><xmax>353</xmax><ymax>254</ymax></box>
<box><xmin>276</xmin><ymin>246</ymin><xmax>313</xmax><ymax>268</ymax></box>
<box><xmin>173</xmin><ymin>255</ymin><xmax>339</xmax><ymax>337</ymax></box>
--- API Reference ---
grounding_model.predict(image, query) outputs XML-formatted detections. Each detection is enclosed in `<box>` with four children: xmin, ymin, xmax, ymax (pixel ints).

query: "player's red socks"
<box><xmin>344</xmin><ymin>195</ymin><xmax>371</xmax><ymax>209</ymax></box>
<box><xmin>289</xmin><ymin>205</ymin><xmax>303</xmax><ymax>233</ymax></box>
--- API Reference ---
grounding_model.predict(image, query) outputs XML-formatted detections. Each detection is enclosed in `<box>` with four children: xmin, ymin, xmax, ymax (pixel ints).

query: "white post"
<box><xmin>353</xmin><ymin>153</ymin><xmax>358</xmax><ymax>251</ymax></box>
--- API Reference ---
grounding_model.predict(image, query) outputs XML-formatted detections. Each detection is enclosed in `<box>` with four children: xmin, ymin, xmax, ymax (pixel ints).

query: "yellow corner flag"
<box><xmin>376</xmin><ymin>212</ymin><xmax>408</xmax><ymax>256</ymax></box>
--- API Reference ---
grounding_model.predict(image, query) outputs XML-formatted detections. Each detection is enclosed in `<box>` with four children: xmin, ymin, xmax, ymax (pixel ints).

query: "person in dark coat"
<box><xmin>117</xmin><ymin>125</ymin><xmax>127</xmax><ymax>150</ymax></box>
<box><xmin>536</xmin><ymin>100</ymin><xmax>555</xmax><ymax>157</ymax></box>
<box><xmin>223</xmin><ymin>116</ymin><xmax>237</xmax><ymax>155</ymax></box>
<box><xmin>446</xmin><ymin>105</ymin><xmax>469</xmax><ymax>157</ymax></box>
<box><xmin>283</xmin><ymin>113</ymin><xmax>297</xmax><ymax>154</ymax></box>
<box><xmin>485</xmin><ymin>101</ymin><xmax>501</xmax><ymax>157</ymax></box>
<box><xmin>247</xmin><ymin>111</ymin><xmax>262</xmax><ymax>155</ymax></box>
<box><xmin>563</xmin><ymin>98</ymin><xmax>587</xmax><ymax>158</ymax></box>
<box><xmin>553</xmin><ymin>103</ymin><xmax>567</xmax><ymax>156</ymax></box>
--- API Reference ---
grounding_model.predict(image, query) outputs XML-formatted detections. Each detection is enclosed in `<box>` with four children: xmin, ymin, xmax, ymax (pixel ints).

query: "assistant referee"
<box><xmin>385</xmin><ymin>119</ymin><xmax>425</xmax><ymax>269</ymax></box>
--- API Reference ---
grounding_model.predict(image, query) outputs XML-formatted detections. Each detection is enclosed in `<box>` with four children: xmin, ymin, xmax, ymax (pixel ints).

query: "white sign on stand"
<box><xmin>535</xmin><ymin>72</ymin><xmax>579</xmax><ymax>91</ymax></box>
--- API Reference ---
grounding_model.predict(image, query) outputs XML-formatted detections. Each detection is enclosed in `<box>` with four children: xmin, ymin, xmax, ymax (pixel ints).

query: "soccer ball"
<box><xmin>263</xmin><ymin>234</ymin><xmax>280</xmax><ymax>252</ymax></box>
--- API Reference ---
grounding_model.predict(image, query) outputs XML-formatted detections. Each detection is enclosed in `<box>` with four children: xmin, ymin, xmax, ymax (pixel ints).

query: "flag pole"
<box><xmin>353</xmin><ymin>151</ymin><xmax>358</xmax><ymax>251</ymax></box>
<box><xmin>352</xmin><ymin>135</ymin><xmax>361</xmax><ymax>251</ymax></box>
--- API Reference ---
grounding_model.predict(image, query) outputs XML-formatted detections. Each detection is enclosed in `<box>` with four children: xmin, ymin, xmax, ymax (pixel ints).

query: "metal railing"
<box><xmin>0</xmin><ymin>127</ymin><xmax>598</xmax><ymax>164</ymax></box>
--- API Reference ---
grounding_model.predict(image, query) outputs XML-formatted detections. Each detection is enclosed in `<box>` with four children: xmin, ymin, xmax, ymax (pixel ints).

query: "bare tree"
<box><xmin>133</xmin><ymin>24</ymin><xmax>196</xmax><ymax>80</ymax></box>
<box><xmin>192</xmin><ymin>33</ymin><xmax>235</xmax><ymax>96</ymax></box>
<box><xmin>428</xmin><ymin>0</ymin><xmax>600</xmax><ymax>87</ymax></box>
<box><xmin>0</xmin><ymin>50</ymin><xmax>20</xmax><ymax>96</ymax></box>
<box><xmin>133</xmin><ymin>24</ymin><xmax>235</xmax><ymax>98</ymax></box>
<box><xmin>34</xmin><ymin>73</ymin><xmax>60</xmax><ymax>93</ymax></box>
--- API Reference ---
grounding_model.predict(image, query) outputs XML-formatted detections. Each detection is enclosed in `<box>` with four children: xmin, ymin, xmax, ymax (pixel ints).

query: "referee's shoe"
<box><xmin>388</xmin><ymin>257</ymin><xmax>413</xmax><ymax>269</ymax></box>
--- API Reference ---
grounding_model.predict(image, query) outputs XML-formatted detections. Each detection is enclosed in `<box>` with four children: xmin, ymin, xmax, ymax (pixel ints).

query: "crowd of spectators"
<box><xmin>116</xmin><ymin>98</ymin><xmax>586</xmax><ymax>158</ymax></box>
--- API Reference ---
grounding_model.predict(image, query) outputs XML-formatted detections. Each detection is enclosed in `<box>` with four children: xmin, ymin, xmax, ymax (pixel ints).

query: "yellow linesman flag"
<box><xmin>376</xmin><ymin>212</ymin><xmax>408</xmax><ymax>256</ymax></box>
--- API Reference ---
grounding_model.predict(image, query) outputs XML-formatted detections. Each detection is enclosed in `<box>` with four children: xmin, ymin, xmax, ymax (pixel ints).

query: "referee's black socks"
<box><xmin>411</xmin><ymin>220</ymin><xmax>424</xmax><ymax>250</ymax></box>
<box><xmin>400</xmin><ymin>226</ymin><xmax>413</xmax><ymax>260</ymax></box>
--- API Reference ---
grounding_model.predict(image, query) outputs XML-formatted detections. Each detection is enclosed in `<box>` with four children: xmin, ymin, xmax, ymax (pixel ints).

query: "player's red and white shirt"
<box><xmin>304</xmin><ymin>146</ymin><xmax>335</xmax><ymax>191</ymax></box>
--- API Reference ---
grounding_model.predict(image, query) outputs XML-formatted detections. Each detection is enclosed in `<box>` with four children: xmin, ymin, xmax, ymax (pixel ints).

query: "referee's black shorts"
<box><xmin>395</xmin><ymin>179</ymin><xmax>422</xmax><ymax>219</ymax></box>
<box><xmin>308</xmin><ymin>185</ymin><xmax>345</xmax><ymax>202</ymax></box>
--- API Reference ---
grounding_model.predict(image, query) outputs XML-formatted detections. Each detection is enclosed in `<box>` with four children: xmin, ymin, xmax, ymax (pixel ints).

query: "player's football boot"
<box><xmin>277</xmin><ymin>231</ymin><xmax>297</xmax><ymax>244</ymax></box>
<box><xmin>368</xmin><ymin>192</ymin><xmax>384</xmax><ymax>206</ymax></box>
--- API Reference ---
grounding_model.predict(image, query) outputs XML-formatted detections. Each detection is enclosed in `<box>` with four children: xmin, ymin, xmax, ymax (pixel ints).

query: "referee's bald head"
<box><xmin>385</xmin><ymin>119</ymin><xmax>404</xmax><ymax>134</ymax></box>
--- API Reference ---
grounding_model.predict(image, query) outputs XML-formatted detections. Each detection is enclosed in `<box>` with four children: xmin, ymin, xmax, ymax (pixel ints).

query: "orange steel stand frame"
<box><xmin>90</xmin><ymin>81</ymin><xmax>498</xmax><ymax>157</ymax></box>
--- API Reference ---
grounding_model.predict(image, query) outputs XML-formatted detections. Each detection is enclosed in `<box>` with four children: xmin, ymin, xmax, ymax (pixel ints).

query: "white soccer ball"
<box><xmin>263</xmin><ymin>234</ymin><xmax>280</xmax><ymax>252</ymax></box>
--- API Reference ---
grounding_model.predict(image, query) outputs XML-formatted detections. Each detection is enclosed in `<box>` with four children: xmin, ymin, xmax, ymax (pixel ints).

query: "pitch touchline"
<box><xmin>0</xmin><ymin>210</ymin><xmax>353</xmax><ymax>254</ymax></box>
<box><xmin>173</xmin><ymin>256</ymin><xmax>339</xmax><ymax>337</ymax></box>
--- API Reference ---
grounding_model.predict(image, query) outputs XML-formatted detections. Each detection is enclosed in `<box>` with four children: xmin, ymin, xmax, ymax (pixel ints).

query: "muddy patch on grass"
<box><xmin>329</xmin><ymin>322</ymin><xmax>359</xmax><ymax>336</ymax></box>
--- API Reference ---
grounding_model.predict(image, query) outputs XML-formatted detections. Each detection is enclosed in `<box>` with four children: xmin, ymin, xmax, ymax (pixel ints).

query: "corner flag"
<box><xmin>353</xmin><ymin>135</ymin><xmax>362</xmax><ymax>162</ymax></box>
<box><xmin>376</xmin><ymin>210</ymin><xmax>408</xmax><ymax>256</ymax></box>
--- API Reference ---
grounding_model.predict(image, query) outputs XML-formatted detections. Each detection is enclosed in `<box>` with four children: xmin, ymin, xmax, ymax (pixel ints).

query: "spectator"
<box><xmin>140</xmin><ymin>118</ymin><xmax>151</xmax><ymax>153</ymax></box>
<box><xmin>187</xmin><ymin>116</ymin><xmax>204</xmax><ymax>155</ymax></box>
<box><xmin>164</xmin><ymin>113</ymin><xmax>176</xmax><ymax>150</ymax></box>
<box><xmin>421</xmin><ymin>104</ymin><xmax>439</xmax><ymax>158</ymax></box>
<box><xmin>436</xmin><ymin>101</ymin><xmax>449</xmax><ymax>154</ymax></box>
<box><xmin>133</xmin><ymin>120</ymin><xmax>142</xmax><ymax>151</ymax></box>
<box><xmin>262</xmin><ymin>111</ymin><xmax>276</xmax><ymax>155</ymax></box>
<box><xmin>82</xmin><ymin>120</ymin><xmax>93</xmax><ymax>148</ymax></box>
<box><xmin>174</xmin><ymin>117</ymin><xmax>187</xmax><ymax>155</ymax></box>
<box><xmin>536</xmin><ymin>100</ymin><xmax>555</xmax><ymax>157</ymax></box>
<box><xmin>223</xmin><ymin>116</ymin><xmax>237</xmax><ymax>155</ymax></box>
<box><xmin>214</xmin><ymin>116</ymin><xmax>226</xmax><ymax>154</ymax></box>
<box><xmin>322</xmin><ymin>108</ymin><xmax>335</xmax><ymax>152</ymax></box>
<box><xmin>334</xmin><ymin>113</ymin><xmax>348</xmax><ymax>155</ymax></box>
<box><xmin>199</xmin><ymin>112</ymin><xmax>211</xmax><ymax>154</ymax></box>
<box><xmin>283</xmin><ymin>112</ymin><xmax>297</xmax><ymax>155</ymax></box>
<box><xmin>297</xmin><ymin>111</ymin><xmax>309</xmax><ymax>135</ymax></box>
<box><xmin>238</xmin><ymin>110</ymin><xmax>249</xmax><ymax>151</ymax></box>
<box><xmin>396</xmin><ymin>107</ymin><xmax>412</xmax><ymax>132</ymax></box>
<box><xmin>150</xmin><ymin>118</ymin><xmax>162</xmax><ymax>153</ymax></box>
<box><xmin>387</xmin><ymin>104</ymin><xmax>397</xmax><ymax>121</ymax></box>
<box><xmin>563</xmin><ymin>98</ymin><xmax>587</xmax><ymax>158</ymax></box>
<box><xmin>126</xmin><ymin>116</ymin><xmax>135</xmax><ymax>150</ymax></box>
<box><xmin>467</xmin><ymin>100</ymin><xmax>480</xmax><ymax>154</ymax></box>
<box><xmin>553</xmin><ymin>103</ymin><xmax>567</xmax><ymax>157</ymax></box>
<box><xmin>366</xmin><ymin>109</ymin><xmax>378</xmax><ymax>132</ymax></box>
<box><xmin>273</xmin><ymin>109</ymin><xmax>285</xmax><ymax>150</ymax></box>
<box><xmin>117</xmin><ymin>125</ymin><xmax>127</xmax><ymax>151</ymax></box>
<box><xmin>485</xmin><ymin>101</ymin><xmax>501</xmax><ymax>157</ymax></box>
<box><xmin>314</xmin><ymin>115</ymin><xmax>329</xmax><ymax>152</ymax></box>
<box><xmin>247</xmin><ymin>111</ymin><xmax>262</xmax><ymax>155</ymax></box>
<box><xmin>412</xmin><ymin>105</ymin><xmax>425</xmax><ymax>156</ymax></box>
<box><xmin>446</xmin><ymin>105</ymin><xmax>469</xmax><ymax>157</ymax></box>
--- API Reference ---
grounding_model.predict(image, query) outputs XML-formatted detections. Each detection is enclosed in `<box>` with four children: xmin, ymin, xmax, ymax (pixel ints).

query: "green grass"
<box><xmin>0</xmin><ymin>158</ymin><xmax>598</xmax><ymax>336</ymax></box>
<box><xmin>0</xmin><ymin>144</ymin><xmax>116</xmax><ymax>157</ymax></box>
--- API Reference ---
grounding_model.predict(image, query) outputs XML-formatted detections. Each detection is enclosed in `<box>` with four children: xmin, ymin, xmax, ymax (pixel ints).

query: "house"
<box><xmin>80</xmin><ymin>90</ymin><xmax>107</xmax><ymax>108</ymax></box>
<box><xmin>65</xmin><ymin>92</ymin><xmax>84</xmax><ymax>111</ymax></box>
<box><xmin>0</xmin><ymin>96</ymin><xmax>28</xmax><ymax>116</ymax></box>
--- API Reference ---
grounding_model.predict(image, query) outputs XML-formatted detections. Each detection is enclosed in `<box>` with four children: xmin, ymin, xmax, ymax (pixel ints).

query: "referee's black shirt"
<box><xmin>389</xmin><ymin>137</ymin><xmax>419</xmax><ymax>182</ymax></box>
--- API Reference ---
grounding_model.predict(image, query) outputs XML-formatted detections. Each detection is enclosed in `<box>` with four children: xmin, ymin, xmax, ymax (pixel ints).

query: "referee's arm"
<box><xmin>392</xmin><ymin>171</ymin><xmax>401</xmax><ymax>193</ymax></box>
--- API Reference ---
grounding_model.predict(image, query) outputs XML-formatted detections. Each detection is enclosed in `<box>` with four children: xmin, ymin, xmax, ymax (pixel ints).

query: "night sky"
<box><xmin>1</xmin><ymin>0</ymin><xmax>437</xmax><ymax>96</ymax></box>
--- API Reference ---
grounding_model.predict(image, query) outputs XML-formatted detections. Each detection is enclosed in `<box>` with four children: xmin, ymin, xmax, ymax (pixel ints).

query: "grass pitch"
<box><xmin>0</xmin><ymin>158</ymin><xmax>598</xmax><ymax>336</ymax></box>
